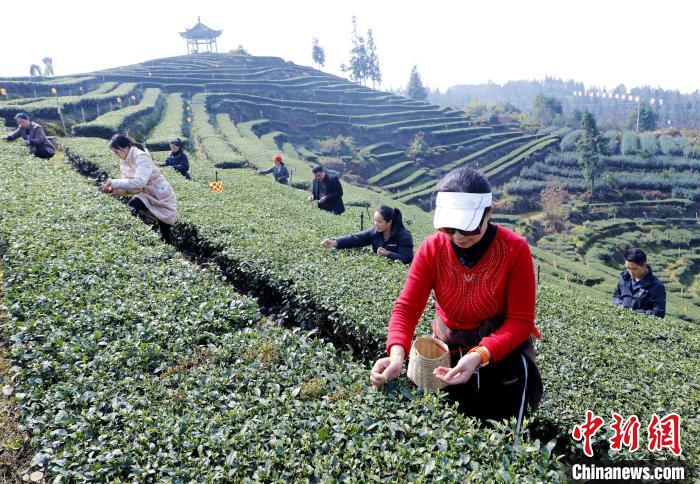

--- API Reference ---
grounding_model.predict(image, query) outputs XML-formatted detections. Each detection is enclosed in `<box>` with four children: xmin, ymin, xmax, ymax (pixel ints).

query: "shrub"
<box><xmin>559</xmin><ymin>129</ymin><xmax>582</xmax><ymax>151</ymax></box>
<box><xmin>602</xmin><ymin>130</ymin><xmax>620</xmax><ymax>155</ymax></box>
<box><xmin>620</xmin><ymin>130</ymin><xmax>639</xmax><ymax>155</ymax></box>
<box><xmin>639</xmin><ymin>132</ymin><xmax>659</xmax><ymax>157</ymax></box>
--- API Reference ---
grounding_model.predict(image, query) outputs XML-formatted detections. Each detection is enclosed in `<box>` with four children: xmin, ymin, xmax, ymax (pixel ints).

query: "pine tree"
<box><xmin>344</xmin><ymin>16</ymin><xmax>370</xmax><ymax>85</ymax></box>
<box><xmin>576</xmin><ymin>111</ymin><xmax>604</xmax><ymax>194</ymax></box>
<box><xmin>311</xmin><ymin>38</ymin><xmax>326</xmax><ymax>70</ymax></box>
<box><xmin>366</xmin><ymin>29</ymin><xmax>381</xmax><ymax>89</ymax></box>
<box><xmin>407</xmin><ymin>65</ymin><xmax>428</xmax><ymax>101</ymax></box>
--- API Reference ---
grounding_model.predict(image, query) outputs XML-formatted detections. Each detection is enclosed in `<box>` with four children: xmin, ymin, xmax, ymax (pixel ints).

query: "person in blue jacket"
<box><xmin>322</xmin><ymin>205</ymin><xmax>414</xmax><ymax>264</ymax></box>
<box><xmin>308</xmin><ymin>166</ymin><xmax>345</xmax><ymax>214</ymax></box>
<box><xmin>162</xmin><ymin>138</ymin><xmax>191</xmax><ymax>179</ymax></box>
<box><xmin>613</xmin><ymin>247</ymin><xmax>666</xmax><ymax>318</ymax></box>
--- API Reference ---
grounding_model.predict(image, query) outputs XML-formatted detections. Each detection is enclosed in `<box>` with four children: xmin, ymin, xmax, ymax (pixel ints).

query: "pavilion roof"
<box><xmin>180</xmin><ymin>18</ymin><xmax>222</xmax><ymax>40</ymax></box>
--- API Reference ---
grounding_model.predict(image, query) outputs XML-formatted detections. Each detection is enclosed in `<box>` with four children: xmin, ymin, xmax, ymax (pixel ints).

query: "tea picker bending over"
<box><xmin>2</xmin><ymin>113</ymin><xmax>56</xmax><ymax>159</ymax></box>
<box><xmin>308</xmin><ymin>165</ymin><xmax>345</xmax><ymax>215</ymax></box>
<box><xmin>321</xmin><ymin>205</ymin><xmax>414</xmax><ymax>264</ymax></box>
<box><xmin>370</xmin><ymin>167</ymin><xmax>543</xmax><ymax>432</ymax></box>
<box><xmin>101</xmin><ymin>134</ymin><xmax>178</xmax><ymax>243</ymax></box>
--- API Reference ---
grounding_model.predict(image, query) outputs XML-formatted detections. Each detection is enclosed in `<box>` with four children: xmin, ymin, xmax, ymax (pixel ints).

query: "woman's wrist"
<box><xmin>462</xmin><ymin>351</ymin><xmax>483</xmax><ymax>370</ymax></box>
<box><xmin>467</xmin><ymin>346</ymin><xmax>491</xmax><ymax>367</ymax></box>
<box><xmin>389</xmin><ymin>345</ymin><xmax>405</xmax><ymax>362</ymax></box>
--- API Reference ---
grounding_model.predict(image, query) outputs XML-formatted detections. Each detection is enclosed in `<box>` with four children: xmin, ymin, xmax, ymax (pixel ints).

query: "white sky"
<box><xmin>1</xmin><ymin>0</ymin><xmax>698</xmax><ymax>94</ymax></box>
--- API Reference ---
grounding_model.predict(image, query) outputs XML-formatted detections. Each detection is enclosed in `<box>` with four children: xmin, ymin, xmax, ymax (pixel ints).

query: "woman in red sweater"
<box><xmin>370</xmin><ymin>167</ymin><xmax>542</xmax><ymax>426</ymax></box>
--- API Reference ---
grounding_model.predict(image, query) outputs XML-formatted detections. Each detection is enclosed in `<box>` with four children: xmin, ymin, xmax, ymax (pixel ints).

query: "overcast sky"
<box><xmin>1</xmin><ymin>0</ymin><xmax>698</xmax><ymax>94</ymax></box>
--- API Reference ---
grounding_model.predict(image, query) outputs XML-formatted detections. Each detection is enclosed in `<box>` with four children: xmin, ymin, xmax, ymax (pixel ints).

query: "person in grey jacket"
<box><xmin>613</xmin><ymin>248</ymin><xmax>666</xmax><ymax>318</ymax></box>
<box><xmin>322</xmin><ymin>205</ymin><xmax>414</xmax><ymax>264</ymax></box>
<box><xmin>2</xmin><ymin>113</ymin><xmax>55</xmax><ymax>159</ymax></box>
<box><xmin>256</xmin><ymin>154</ymin><xmax>289</xmax><ymax>184</ymax></box>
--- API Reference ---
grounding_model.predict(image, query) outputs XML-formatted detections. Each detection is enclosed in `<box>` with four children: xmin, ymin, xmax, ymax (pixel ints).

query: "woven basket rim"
<box><xmin>407</xmin><ymin>336</ymin><xmax>451</xmax><ymax>390</ymax></box>
<box><xmin>412</xmin><ymin>336</ymin><xmax>449</xmax><ymax>360</ymax></box>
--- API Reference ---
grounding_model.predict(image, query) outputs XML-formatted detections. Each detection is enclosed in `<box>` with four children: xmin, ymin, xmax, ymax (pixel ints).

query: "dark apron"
<box><xmin>433</xmin><ymin>314</ymin><xmax>543</xmax><ymax>420</ymax></box>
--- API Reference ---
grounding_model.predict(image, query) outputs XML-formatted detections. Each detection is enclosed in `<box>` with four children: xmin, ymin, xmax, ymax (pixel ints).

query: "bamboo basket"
<box><xmin>407</xmin><ymin>336</ymin><xmax>451</xmax><ymax>390</ymax></box>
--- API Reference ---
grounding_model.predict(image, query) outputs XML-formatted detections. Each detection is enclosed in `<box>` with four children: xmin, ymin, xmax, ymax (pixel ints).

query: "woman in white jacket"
<box><xmin>101</xmin><ymin>134</ymin><xmax>177</xmax><ymax>243</ymax></box>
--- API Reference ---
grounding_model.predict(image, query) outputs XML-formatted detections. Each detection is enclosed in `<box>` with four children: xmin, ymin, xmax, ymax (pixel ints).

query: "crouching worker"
<box><xmin>370</xmin><ymin>167</ymin><xmax>543</xmax><ymax>433</ymax></box>
<box><xmin>256</xmin><ymin>154</ymin><xmax>289</xmax><ymax>184</ymax></box>
<box><xmin>101</xmin><ymin>134</ymin><xmax>177</xmax><ymax>243</ymax></box>
<box><xmin>321</xmin><ymin>206</ymin><xmax>414</xmax><ymax>264</ymax></box>
<box><xmin>613</xmin><ymin>248</ymin><xmax>666</xmax><ymax>318</ymax></box>
<box><xmin>163</xmin><ymin>138</ymin><xmax>191</xmax><ymax>180</ymax></box>
<box><xmin>2</xmin><ymin>113</ymin><xmax>55</xmax><ymax>159</ymax></box>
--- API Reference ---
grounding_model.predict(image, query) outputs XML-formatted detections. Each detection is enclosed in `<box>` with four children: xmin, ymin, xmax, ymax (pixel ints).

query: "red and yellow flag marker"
<box><xmin>209</xmin><ymin>171</ymin><xmax>224</xmax><ymax>193</ymax></box>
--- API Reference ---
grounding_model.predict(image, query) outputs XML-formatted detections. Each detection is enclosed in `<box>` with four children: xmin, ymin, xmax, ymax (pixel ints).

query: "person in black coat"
<box><xmin>322</xmin><ymin>205</ymin><xmax>414</xmax><ymax>264</ymax></box>
<box><xmin>3</xmin><ymin>113</ymin><xmax>55</xmax><ymax>159</ymax></box>
<box><xmin>613</xmin><ymin>248</ymin><xmax>666</xmax><ymax>318</ymax></box>
<box><xmin>162</xmin><ymin>138</ymin><xmax>191</xmax><ymax>179</ymax></box>
<box><xmin>308</xmin><ymin>166</ymin><xmax>345</xmax><ymax>214</ymax></box>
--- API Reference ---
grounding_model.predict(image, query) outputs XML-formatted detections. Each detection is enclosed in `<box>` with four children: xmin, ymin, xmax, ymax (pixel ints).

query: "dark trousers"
<box><xmin>127</xmin><ymin>198</ymin><xmax>173</xmax><ymax>243</ymax></box>
<box><xmin>32</xmin><ymin>146</ymin><xmax>55</xmax><ymax>159</ymax></box>
<box><xmin>433</xmin><ymin>315</ymin><xmax>541</xmax><ymax>423</ymax></box>
<box><xmin>445</xmin><ymin>345</ymin><xmax>530</xmax><ymax>421</ymax></box>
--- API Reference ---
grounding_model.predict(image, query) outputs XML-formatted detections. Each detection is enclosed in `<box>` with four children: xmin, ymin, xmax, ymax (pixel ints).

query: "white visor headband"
<box><xmin>433</xmin><ymin>192</ymin><xmax>492</xmax><ymax>231</ymax></box>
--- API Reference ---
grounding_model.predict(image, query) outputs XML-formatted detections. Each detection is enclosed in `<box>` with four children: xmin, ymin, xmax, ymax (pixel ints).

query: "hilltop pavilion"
<box><xmin>180</xmin><ymin>17</ymin><xmax>222</xmax><ymax>54</ymax></box>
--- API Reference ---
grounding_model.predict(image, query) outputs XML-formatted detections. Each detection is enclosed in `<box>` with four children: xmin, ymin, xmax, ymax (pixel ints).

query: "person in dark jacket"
<box><xmin>256</xmin><ymin>154</ymin><xmax>289</xmax><ymax>184</ymax></box>
<box><xmin>613</xmin><ymin>248</ymin><xmax>666</xmax><ymax>318</ymax></box>
<box><xmin>322</xmin><ymin>205</ymin><xmax>414</xmax><ymax>264</ymax></box>
<box><xmin>2</xmin><ymin>113</ymin><xmax>55</xmax><ymax>159</ymax></box>
<box><xmin>162</xmin><ymin>138</ymin><xmax>191</xmax><ymax>179</ymax></box>
<box><xmin>309</xmin><ymin>165</ymin><xmax>344</xmax><ymax>214</ymax></box>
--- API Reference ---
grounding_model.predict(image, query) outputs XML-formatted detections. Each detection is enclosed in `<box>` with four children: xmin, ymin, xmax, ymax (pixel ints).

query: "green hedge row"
<box><xmin>0</xmin><ymin>83</ymin><xmax>138</xmax><ymax>123</ymax></box>
<box><xmin>71</xmin><ymin>88</ymin><xmax>162</xmax><ymax>139</ymax></box>
<box><xmin>440</xmin><ymin>134</ymin><xmax>539</xmax><ymax>172</ymax></box>
<box><xmin>380</xmin><ymin>169</ymin><xmax>430</xmax><ymax>192</ymax></box>
<box><xmin>0</xmin><ymin>76</ymin><xmax>99</xmax><ymax>99</ymax></box>
<box><xmin>208</xmin><ymin>91</ymin><xmax>438</xmax><ymax>115</ymax></box>
<box><xmin>367</xmin><ymin>160</ymin><xmax>415</xmax><ymax>185</ymax></box>
<box><xmin>189</xmin><ymin>96</ymin><xmax>246</xmax><ymax>166</ymax></box>
<box><xmin>146</xmin><ymin>92</ymin><xmax>188</xmax><ymax>151</ymax></box>
<box><xmin>482</xmin><ymin>138</ymin><xmax>559</xmax><ymax>179</ymax></box>
<box><xmin>433</xmin><ymin>131</ymin><xmax>524</xmax><ymax>153</ymax></box>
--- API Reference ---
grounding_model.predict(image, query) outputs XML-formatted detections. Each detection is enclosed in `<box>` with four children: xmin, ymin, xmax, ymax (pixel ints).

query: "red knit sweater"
<box><xmin>386</xmin><ymin>226</ymin><xmax>539</xmax><ymax>362</ymax></box>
